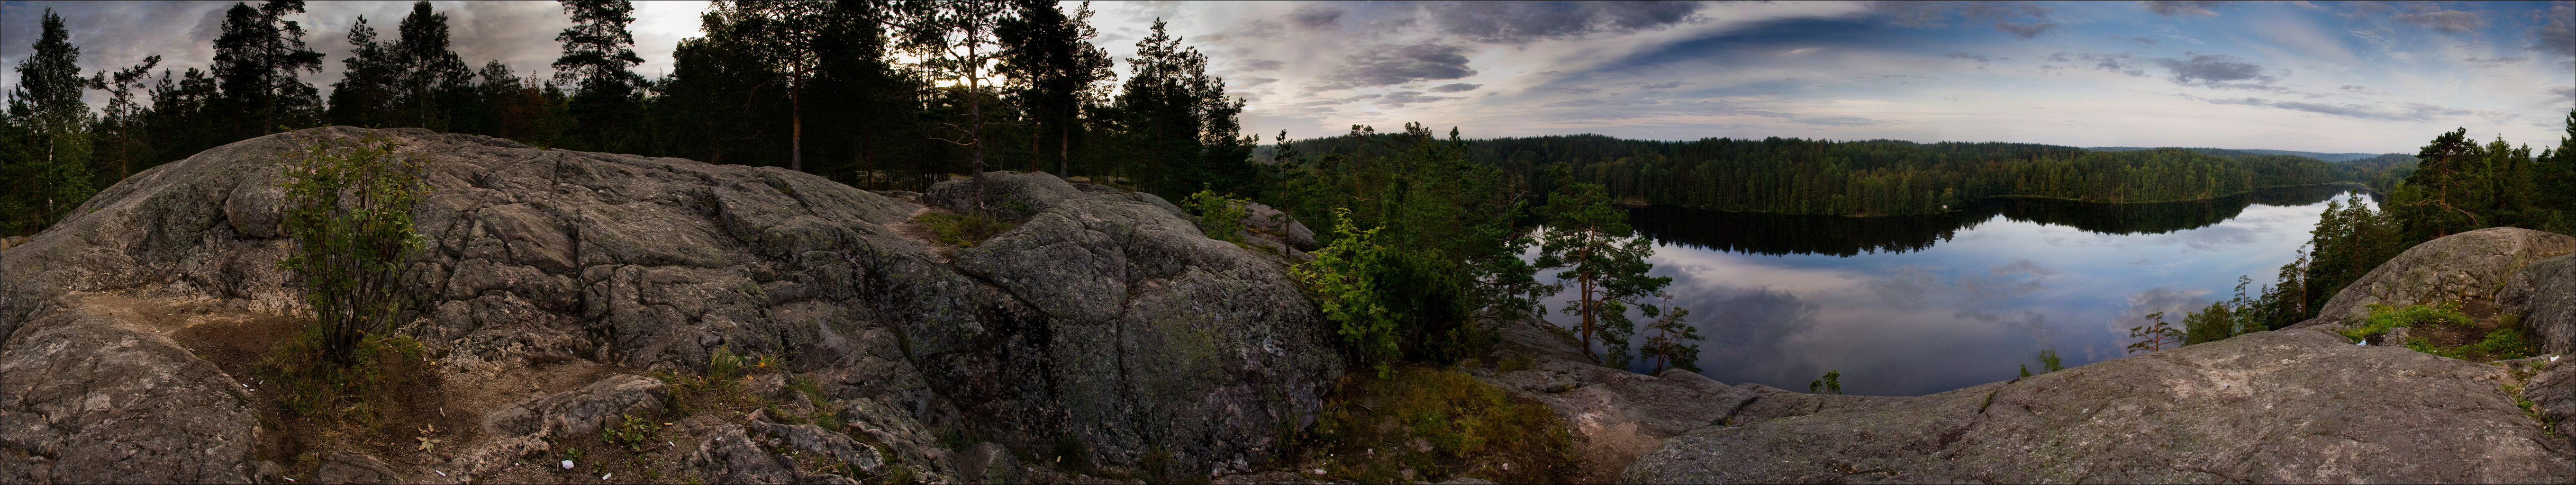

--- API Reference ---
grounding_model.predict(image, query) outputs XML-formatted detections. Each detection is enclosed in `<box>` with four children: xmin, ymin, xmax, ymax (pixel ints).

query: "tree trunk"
<box><xmin>790</xmin><ymin>75</ymin><xmax>804</xmax><ymax>172</ymax></box>
<box><xmin>1060</xmin><ymin>125</ymin><xmax>1072</xmax><ymax>176</ymax></box>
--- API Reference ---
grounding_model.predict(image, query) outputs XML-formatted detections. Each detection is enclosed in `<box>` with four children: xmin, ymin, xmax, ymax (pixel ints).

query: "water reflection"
<box><xmin>1560</xmin><ymin>186</ymin><xmax>2363</xmax><ymax>396</ymax></box>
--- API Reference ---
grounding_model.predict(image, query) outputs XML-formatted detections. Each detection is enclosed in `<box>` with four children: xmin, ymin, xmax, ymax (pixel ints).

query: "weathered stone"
<box><xmin>2294</xmin><ymin>227</ymin><xmax>2576</xmax><ymax>329</ymax></box>
<box><xmin>2502</xmin><ymin>254</ymin><xmax>2576</xmax><ymax>354</ymax></box>
<box><xmin>1623</xmin><ymin>328</ymin><xmax>2576</xmax><ymax>484</ymax></box>
<box><xmin>1471</xmin><ymin>316</ymin><xmax>1758</xmax><ymax>482</ymax></box>
<box><xmin>954</xmin><ymin>441</ymin><xmax>1023</xmax><ymax>485</ymax></box>
<box><xmin>1239</xmin><ymin>202</ymin><xmax>1315</xmax><ymax>251</ymax></box>
<box><xmin>481</xmin><ymin>373</ymin><xmax>667</xmax><ymax>440</ymax></box>
<box><xmin>0</xmin><ymin>308</ymin><xmax>257</xmax><ymax>485</ymax></box>
<box><xmin>0</xmin><ymin>127</ymin><xmax>1335</xmax><ymax>478</ymax></box>
<box><xmin>748</xmin><ymin>416</ymin><xmax>884</xmax><ymax>473</ymax></box>
<box><xmin>688</xmin><ymin>424</ymin><xmax>805</xmax><ymax>485</ymax></box>
<box><xmin>311</xmin><ymin>451</ymin><xmax>395</xmax><ymax>485</ymax></box>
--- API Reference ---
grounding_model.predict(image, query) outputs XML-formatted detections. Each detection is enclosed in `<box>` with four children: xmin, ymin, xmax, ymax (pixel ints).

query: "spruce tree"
<box><xmin>389</xmin><ymin>1</ymin><xmax>472</xmax><ymax>131</ymax></box>
<box><xmin>212</xmin><ymin>0</ymin><xmax>325</xmax><ymax>136</ymax></box>
<box><xmin>89</xmin><ymin>55</ymin><xmax>162</xmax><ymax>183</ymax></box>
<box><xmin>554</xmin><ymin>0</ymin><xmax>647</xmax><ymax>153</ymax></box>
<box><xmin>1533</xmin><ymin>164</ymin><xmax>1671</xmax><ymax>368</ymax></box>
<box><xmin>326</xmin><ymin>16</ymin><xmax>396</xmax><ymax>127</ymax></box>
<box><xmin>998</xmin><ymin>0</ymin><xmax>1115</xmax><ymax>176</ymax></box>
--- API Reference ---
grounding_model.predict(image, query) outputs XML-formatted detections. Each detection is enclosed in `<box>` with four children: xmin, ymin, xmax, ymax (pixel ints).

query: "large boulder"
<box><xmin>1470</xmin><ymin>316</ymin><xmax>1759</xmax><ymax>482</ymax></box>
<box><xmin>0</xmin><ymin>305</ymin><xmax>259</xmax><ymax>484</ymax></box>
<box><xmin>2294</xmin><ymin>227</ymin><xmax>2576</xmax><ymax>329</ymax></box>
<box><xmin>2502</xmin><ymin>253</ymin><xmax>2576</xmax><ymax>354</ymax></box>
<box><xmin>0</xmin><ymin>127</ymin><xmax>1336</xmax><ymax>480</ymax></box>
<box><xmin>1622</xmin><ymin>328</ymin><xmax>2576</xmax><ymax>484</ymax></box>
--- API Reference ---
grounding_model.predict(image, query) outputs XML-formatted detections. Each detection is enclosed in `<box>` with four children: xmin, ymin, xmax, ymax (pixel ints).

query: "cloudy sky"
<box><xmin>5</xmin><ymin>0</ymin><xmax>2572</xmax><ymax>153</ymax></box>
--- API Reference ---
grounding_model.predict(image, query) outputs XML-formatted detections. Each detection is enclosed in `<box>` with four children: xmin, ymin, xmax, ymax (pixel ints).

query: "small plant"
<box><xmin>1497</xmin><ymin>353</ymin><xmax>1535</xmax><ymax>372</ymax></box>
<box><xmin>708</xmin><ymin>345</ymin><xmax>746</xmax><ymax>382</ymax></box>
<box><xmin>911</xmin><ymin>211</ymin><xmax>1018</xmax><ymax>247</ymax></box>
<box><xmin>2342</xmin><ymin>302</ymin><xmax>2472</xmax><ymax>342</ymax></box>
<box><xmin>602</xmin><ymin>414</ymin><xmax>660</xmax><ymax>452</ymax></box>
<box><xmin>1808</xmin><ymin>370</ymin><xmax>1844</xmax><ymax>395</ymax></box>
<box><xmin>2127</xmin><ymin>312</ymin><xmax>2183</xmax><ymax>353</ymax></box>
<box><xmin>1184</xmin><ymin>185</ymin><xmax>1248</xmax><ymax>243</ymax></box>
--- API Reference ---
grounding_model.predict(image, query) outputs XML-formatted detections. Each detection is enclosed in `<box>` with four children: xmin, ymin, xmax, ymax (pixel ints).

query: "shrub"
<box><xmin>1183</xmin><ymin>185</ymin><xmax>1248</xmax><ymax>243</ymax></box>
<box><xmin>276</xmin><ymin>132</ymin><xmax>427</xmax><ymax>365</ymax></box>
<box><xmin>912</xmin><ymin>211</ymin><xmax>1017</xmax><ymax>247</ymax></box>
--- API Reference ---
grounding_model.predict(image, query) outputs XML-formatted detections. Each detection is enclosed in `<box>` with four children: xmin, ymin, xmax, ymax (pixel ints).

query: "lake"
<box><xmin>1540</xmin><ymin>186</ymin><xmax>2367</xmax><ymax>396</ymax></box>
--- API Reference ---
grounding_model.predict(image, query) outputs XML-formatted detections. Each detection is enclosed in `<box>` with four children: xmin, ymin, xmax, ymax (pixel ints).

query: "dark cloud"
<box><xmin>2050</xmin><ymin>52</ymin><xmax>2150</xmax><ymax>77</ymax></box>
<box><xmin>2536</xmin><ymin>1</ymin><xmax>2574</xmax><ymax>59</ymax></box>
<box><xmin>1426</xmin><ymin>82</ymin><xmax>1481</xmax><ymax>92</ymax></box>
<box><xmin>2151</xmin><ymin>54</ymin><xmax>2276</xmax><ymax>89</ymax></box>
<box><xmin>1375</xmin><ymin>90</ymin><xmax>1456</xmax><ymax>107</ymax></box>
<box><xmin>2138</xmin><ymin>0</ymin><xmax>2228</xmax><ymax>17</ymax></box>
<box><xmin>1670</xmin><ymin>286</ymin><xmax>1821</xmax><ymax>387</ymax></box>
<box><xmin>1288</xmin><ymin>4</ymin><xmax>1343</xmax><ymax>29</ymax></box>
<box><xmin>1792</xmin><ymin>117</ymin><xmax>1890</xmax><ymax>126</ymax></box>
<box><xmin>2393</xmin><ymin>9</ymin><xmax>2486</xmax><ymax>34</ymax></box>
<box><xmin>2118</xmin><ymin>287</ymin><xmax>2209</xmax><ymax>331</ymax></box>
<box><xmin>2552</xmin><ymin>86</ymin><xmax>2576</xmax><ymax>102</ymax></box>
<box><xmin>2132</xmin><ymin>36</ymin><xmax>2159</xmax><ymax>47</ymax></box>
<box><xmin>1872</xmin><ymin>1</ymin><xmax>2059</xmax><ymax>39</ymax></box>
<box><xmin>1315</xmin><ymin>43</ymin><xmax>1477</xmax><ymax>90</ymax></box>
<box><xmin>1425</xmin><ymin>0</ymin><xmax>1701</xmax><ymax>44</ymax></box>
<box><xmin>1239</xmin><ymin>59</ymin><xmax>1285</xmax><ymax>71</ymax></box>
<box><xmin>2185</xmin><ymin>94</ymin><xmax>2496</xmax><ymax>122</ymax></box>
<box><xmin>1638</xmin><ymin>81</ymin><xmax>1684</xmax><ymax>90</ymax></box>
<box><xmin>1944</xmin><ymin>52</ymin><xmax>1993</xmax><ymax>63</ymax></box>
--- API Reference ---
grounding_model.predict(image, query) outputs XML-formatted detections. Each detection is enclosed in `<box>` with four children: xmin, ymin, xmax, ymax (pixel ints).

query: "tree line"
<box><xmin>1</xmin><ymin>0</ymin><xmax>1256</xmax><ymax>236</ymax></box>
<box><xmin>2181</xmin><ymin>112</ymin><xmax>2576</xmax><ymax>344</ymax></box>
<box><xmin>1286</xmin><ymin>134</ymin><xmax>2389</xmax><ymax>218</ymax></box>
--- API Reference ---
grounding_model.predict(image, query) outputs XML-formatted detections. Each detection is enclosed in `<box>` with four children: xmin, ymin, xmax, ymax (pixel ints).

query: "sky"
<box><xmin>4</xmin><ymin>0</ymin><xmax>2571</xmax><ymax>153</ymax></box>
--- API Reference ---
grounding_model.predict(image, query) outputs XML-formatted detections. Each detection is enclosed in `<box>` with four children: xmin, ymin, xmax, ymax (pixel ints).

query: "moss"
<box><xmin>910</xmin><ymin>211</ymin><xmax>1019</xmax><ymax>247</ymax></box>
<box><xmin>1288</xmin><ymin>365</ymin><xmax>1583</xmax><ymax>484</ymax></box>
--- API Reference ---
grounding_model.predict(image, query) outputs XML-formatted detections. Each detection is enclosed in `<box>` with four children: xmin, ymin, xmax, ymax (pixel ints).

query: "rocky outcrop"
<box><xmin>0</xmin><ymin>305</ymin><xmax>259</xmax><ymax>484</ymax></box>
<box><xmin>0</xmin><ymin>127</ymin><xmax>1336</xmax><ymax>481</ymax></box>
<box><xmin>2503</xmin><ymin>253</ymin><xmax>2576</xmax><ymax>354</ymax></box>
<box><xmin>1624</xmin><ymin>328</ymin><xmax>2576</xmax><ymax>483</ymax></box>
<box><xmin>1471</xmin><ymin>317</ymin><xmax>1759</xmax><ymax>482</ymax></box>
<box><xmin>2294</xmin><ymin>227</ymin><xmax>2576</xmax><ymax>329</ymax></box>
<box><xmin>481</xmin><ymin>374</ymin><xmax>668</xmax><ymax>441</ymax></box>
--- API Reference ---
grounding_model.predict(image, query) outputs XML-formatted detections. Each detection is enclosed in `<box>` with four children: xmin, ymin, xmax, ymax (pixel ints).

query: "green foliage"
<box><xmin>1808</xmin><ymin>370</ymin><xmax>1843</xmax><ymax>395</ymax></box>
<box><xmin>912</xmin><ymin>211</ymin><xmax>1018</xmax><ymax>247</ymax></box>
<box><xmin>1290</xmin><ymin>208</ymin><xmax>1400</xmax><ymax>377</ymax></box>
<box><xmin>1294</xmin><ymin>367</ymin><xmax>1583</xmax><ymax>484</ymax></box>
<box><xmin>600</xmin><ymin>414</ymin><xmax>661</xmax><ymax>452</ymax></box>
<box><xmin>2126</xmin><ymin>312</ymin><xmax>2183</xmax><ymax>353</ymax></box>
<box><xmin>707</xmin><ymin>344</ymin><xmax>746</xmax><ymax>382</ymax></box>
<box><xmin>2340</xmin><ymin>302</ymin><xmax>2471</xmax><ymax>341</ymax></box>
<box><xmin>1</xmin><ymin>8</ymin><xmax>97</xmax><ymax>236</ymax></box>
<box><xmin>258</xmin><ymin>329</ymin><xmax>425</xmax><ymax>429</ymax></box>
<box><xmin>1183</xmin><ymin>185</ymin><xmax>1247</xmax><ymax>243</ymax></box>
<box><xmin>278</xmin><ymin>133</ymin><xmax>427</xmax><ymax>364</ymax></box>
<box><xmin>1534</xmin><ymin>164</ymin><xmax>1672</xmax><ymax>368</ymax></box>
<box><xmin>2341</xmin><ymin>302</ymin><xmax>2533</xmax><ymax>361</ymax></box>
<box><xmin>1639</xmin><ymin>300</ymin><xmax>1700</xmax><ymax>374</ymax></box>
<box><xmin>2037</xmin><ymin>349</ymin><xmax>2062</xmax><ymax>372</ymax></box>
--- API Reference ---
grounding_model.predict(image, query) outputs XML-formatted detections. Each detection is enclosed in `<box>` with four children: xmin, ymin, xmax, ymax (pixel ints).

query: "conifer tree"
<box><xmin>212</xmin><ymin>0</ymin><xmax>326</xmax><ymax>136</ymax></box>
<box><xmin>388</xmin><ymin>1</ymin><xmax>472</xmax><ymax>131</ymax></box>
<box><xmin>999</xmin><ymin>0</ymin><xmax>1115</xmax><ymax>175</ymax></box>
<box><xmin>327</xmin><ymin>16</ymin><xmax>395</xmax><ymax>127</ymax></box>
<box><xmin>1533</xmin><ymin>164</ymin><xmax>1671</xmax><ymax>368</ymax></box>
<box><xmin>895</xmin><ymin>0</ymin><xmax>1016</xmax><ymax>205</ymax></box>
<box><xmin>88</xmin><ymin>55</ymin><xmax>161</xmax><ymax>182</ymax></box>
<box><xmin>554</xmin><ymin>0</ymin><xmax>647</xmax><ymax>153</ymax></box>
<box><xmin>3</xmin><ymin>9</ymin><xmax>97</xmax><ymax>234</ymax></box>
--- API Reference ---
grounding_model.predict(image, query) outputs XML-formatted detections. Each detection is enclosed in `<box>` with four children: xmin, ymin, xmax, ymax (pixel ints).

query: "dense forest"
<box><xmin>0</xmin><ymin>0</ymin><xmax>1259</xmax><ymax>236</ymax></box>
<box><xmin>1288</xmin><ymin>134</ymin><xmax>2394</xmax><ymax>217</ymax></box>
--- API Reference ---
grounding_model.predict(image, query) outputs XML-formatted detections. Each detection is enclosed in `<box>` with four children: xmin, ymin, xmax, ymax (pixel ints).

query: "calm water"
<box><xmin>1539</xmin><ymin>186</ymin><xmax>2365</xmax><ymax>396</ymax></box>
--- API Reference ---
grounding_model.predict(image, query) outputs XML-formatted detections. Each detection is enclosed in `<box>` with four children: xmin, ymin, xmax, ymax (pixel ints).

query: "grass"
<box><xmin>1287</xmin><ymin>365</ymin><xmax>1583</xmax><ymax>484</ymax></box>
<box><xmin>2345</xmin><ymin>302</ymin><xmax>2539</xmax><ymax>361</ymax></box>
<box><xmin>912</xmin><ymin>211</ymin><xmax>1020</xmax><ymax>247</ymax></box>
<box><xmin>256</xmin><ymin>328</ymin><xmax>427</xmax><ymax>432</ymax></box>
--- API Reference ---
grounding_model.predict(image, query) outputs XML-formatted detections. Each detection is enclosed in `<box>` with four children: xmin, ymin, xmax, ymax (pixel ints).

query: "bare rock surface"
<box><xmin>480</xmin><ymin>373</ymin><xmax>667</xmax><ymax>440</ymax></box>
<box><xmin>0</xmin><ymin>127</ymin><xmax>1334</xmax><ymax>481</ymax></box>
<box><xmin>1470</xmin><ymin>317</ymin><xmax>1759</xmax><ymax>482</ymax></box>
<box><xmin>1624</xmin><ymin>328</ymin><xmax>2576</xmax><ymax>484</ymax></box>
<box><xmin>0</xmin><ymin>304</ymin><xmax>259</xmax><ymax>484</ymax></box>
<box><xmin>2294</xmin><ymin>226</ymin><xmax>2576</xmax><ymax>329</ymax></box>
<box><xmin>2503</xmin><ymin>253</ymin><xmax>2576</xmax><ymax>354</ymax></box>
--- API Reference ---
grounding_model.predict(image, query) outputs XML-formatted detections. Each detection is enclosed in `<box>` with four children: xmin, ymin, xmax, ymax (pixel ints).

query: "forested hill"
<box><xmin>2085</xmin><ymin>146</ymin><xmax>2391</xmax><ymax>162</ymax></box>
<box><xmin>1296</xmin><ymin>134</ymin><xmax>2397</xmax><ymax>217</ymax></box>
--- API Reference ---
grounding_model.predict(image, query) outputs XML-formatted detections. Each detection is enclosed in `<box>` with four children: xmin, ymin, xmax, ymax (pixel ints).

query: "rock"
<box><xmin>0</xmin><ymin>235</ymin><xmax>25</xmax><ymax>252</ymax></box>
<box><xmin>954</xmin><ymin>441</ymin><xmax>1023</xmax><ymax>485</ymax></box>
<box><xmin>687</xmin><ymin>424</ymin><xmax>805</xmax><ymax>485</ymax></box>
<box><xmin>481</xmin><ymin>374</ymin><xmax>667</xmax><ymax>440</ymax></box>
<box><xmin>2293</xmin><ymin>227</ymin><xmax>2576</xmax><ymax>329</ymax></box>
<box><xmin>1239</xmin><ymin>202</ymin><xmax>1316</xmax><ymax>251</ymax></box>
<box><xmin>2503</xmin><ymin>254</ymin><xmax>2576</xmax><ymax>354</ymax></box>
<box><xmin>840</xmin><ymin>398</ymin><xmax>952</xmax><ymax>478</ymax></box>
<box><xmin>2526</xmin><ymin>359</ymin><xmax>2576</xmax><ymax>440</ymax></box>
<box><xmin>747</xmin><ymin>416</ymin><xmax>884</xmax><ymax>473</ymax></box>
<box><xmin>1623</xmin><ymin>328</ymin><xmax>2576</xmax><ymax>484</ymax></box>
<box><xmin>1471</xmin><ymin>317</ymin><xmax>1758</xmax><ymax>482</ymax></box>
<box><xmin>0</xmin><ymin>127</ymin><xmax>1335</xmax><ymax>477</ymax></box>
<box><xmin>311</xmin><ymin>451</ymin><xmax>395</xmax><ymax>485</ymax></box>
<box><xmin>0</xmin><ymin>306</ymin><xmax>258</xmax><ymax>484</ymax></box>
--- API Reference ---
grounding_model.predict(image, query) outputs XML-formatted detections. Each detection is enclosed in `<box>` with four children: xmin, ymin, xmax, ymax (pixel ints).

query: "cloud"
<box><xmin>2050</xmin><ymin>52</ymin><xmax>2150</xmax><ymax>77</ymax></box>
<box><xmin>2139</xmin><ymin>0</ymin><xmax>2228</xmax><ymax>17</ymax></box>
<box><xmin>2537</xmin><ymin>1</ymin><xmax>2575</xmax><ymax>59</ymax></box>
<box><xmin>1425</xmin><ymin>0</ymin><xmax>1703</xmax><ymax>44</ymax></box>
<box><xmin>1638</xmin><ymin>81</ymin><xmax>1684</xmax><ymax>90</ymax></box>
<box><xmin>2183</xmin><ymin>94</ymin><xmax>2505</xmax><ymax>122</ymax></box>
<box><xmin>1239</xmin><ymin>58</ymin><xmax>1285</xmax><ymax>71</ymax></box>
<box><xmin>2393</xmin><ymin>9</ymin><xmax>2486</xmax><ymax>34</ymax></box>
<box><xmin>1993</xmin><ymin>20</ymin><xmax>2061</xmax><ymax>39</ymax></box>
<box><xmin>1944</xmin><ymin>52</ymin><xmax>1993</xmax><ymax>63</ymax></box>
<box><xmin>2463</xmin><ymin>56</ymin><xmax>2531</xmax><ymax>67</ymax></box>
<box><xmin>1376</xmin><ymin>90</ymin><xmax>1456</xmax><ymax>107</ymax></box>
<box><xmin>1673</xmin><ymin>286</ymin><xmax>1821</xmax><ymax>383</ymax></box>
<box><xmin>2151</xmin><ymin>54</ymin><xmax>2277</xmax><ymax>89</ymax></box>
<box><xmin>1426</xmin><ymin>82</ymin><xmax>1482</xmax><ymax>92</ymax></box>
<box><xmin>1871</xmin><ymin>0</ymin><xmax>2061</xmax><ymax>39</ymax></box>
<box><xmin>2113</xmin><ymin>287</ymin><xmax>2211</xmax><ymax>336</ymax></box>
<box><xmin>1314</xmin><ymin>43</ymin><xmax>1478</xmax><ymax>90</ymax></box>
<box><xmin>1779</xmin><ymin>47</ymin><xmax>1824</xmax><ymax>56</ymax></box>
<box><xmin>1288</xmin><ymin>4</ymin><xmax>1342</xmax><ymax>29</ymax></box>
<box><xmin>2132</xmin><ymin>36</ymin><xmax>2160</xmax><ymax>47</ymax></box>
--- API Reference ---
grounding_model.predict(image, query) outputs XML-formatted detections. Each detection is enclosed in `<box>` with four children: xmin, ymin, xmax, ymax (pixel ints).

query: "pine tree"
<box><xmin>998</xmin><ymin>0</ymin><xmax>1115</xmax><ymax>176</ymax></box>
<box><xmin>388</xmin><ymin>1</ymin><xmax>473</xmax><ymax>131</ymax></box>
<box><xmin>554</xmin><ymin>0</ymin><xmax>648</xmax><ymax>153</ymax></box>
<box><xmin>1533</xmin><ymin>164</ymin><xmax>1669</xmax><ymax>368</ymax></box>
<box><xmin>90</xmin><ymin>55</ymin><xmax>161</xmax><ymax>184</ymax></box>
<box><xmin>327</xmin><ymin>16</ymin><xmax>396</xmax><ymax>127</ymax></box>
<box><xmin>894</xmin><ymin>0</ymin><xmax>1016</xmax><ymax>206</ymax></box>
<box><xmin>212</xmin><ymin>0</ymin><xmax>325</xmax><ymax>136</ymax></box>
<box><xmin>3</xmin><ymin>8</ymin><xmax>97</xmax><ymax>235</ymax></box>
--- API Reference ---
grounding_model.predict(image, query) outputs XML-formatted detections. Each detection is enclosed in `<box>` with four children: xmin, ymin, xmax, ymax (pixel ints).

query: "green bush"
<box><xmin>1184</xmin><ymin>185</ymin><xmax>1247</xmax><ymax>243</ymax></box>
<box><xmin>912</xmin><ymin>211</ymin><xmax>1017</xmax><ymax>247</ymax></box>
<box><xmin>276</xmin><ymin>133</ymin><xmax>427</xmax><ymax>365</ymax></box>
<box><xmin>2341</xmin><ymin>302</ymin><xmax>2472</xmax><ymax>342</ymax></box>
